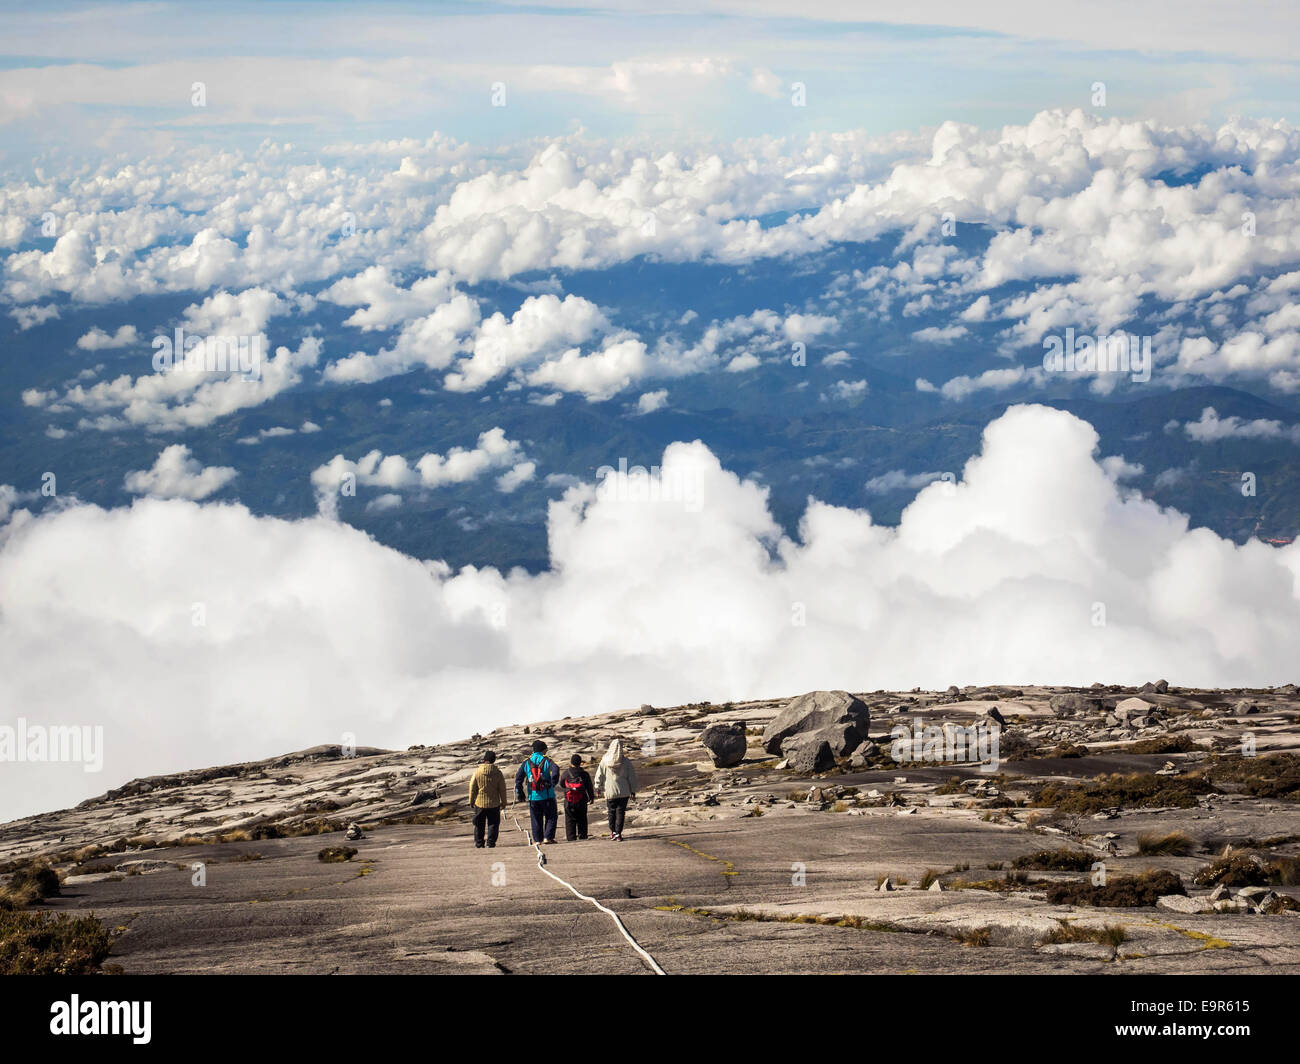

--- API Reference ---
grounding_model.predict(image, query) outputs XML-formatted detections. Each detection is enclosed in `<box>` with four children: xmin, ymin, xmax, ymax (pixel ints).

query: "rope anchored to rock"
<box><xmin>510</xmin><ymin>813</ymin><xmax>666</xmax><ymax>975</ymax></box>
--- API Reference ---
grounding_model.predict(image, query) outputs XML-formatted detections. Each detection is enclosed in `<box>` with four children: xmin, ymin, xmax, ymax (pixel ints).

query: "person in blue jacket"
<box><xmin>515</xmin><ymin>739</ymin><xmax>560</xmax><ymax>844</ymax></box>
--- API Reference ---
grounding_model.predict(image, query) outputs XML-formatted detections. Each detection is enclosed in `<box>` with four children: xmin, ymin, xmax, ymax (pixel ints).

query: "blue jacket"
<box><xmin>515</xmin><ymin>752</ymin><xmax>559</xmax><ymax>801</ymax></box>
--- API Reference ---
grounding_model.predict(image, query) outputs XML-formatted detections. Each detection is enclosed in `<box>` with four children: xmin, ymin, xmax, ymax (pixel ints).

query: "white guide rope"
<box><xmin>511</xmin><ymin>811</ymin><xmax>666</xmax><ymax>975</ymax></box>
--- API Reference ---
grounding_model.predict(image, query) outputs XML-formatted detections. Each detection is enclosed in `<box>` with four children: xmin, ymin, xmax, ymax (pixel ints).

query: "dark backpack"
<box><xmin>563</xmin><ymin>772</ymin><xmax>587</xmax><ymax>804</ymax></box>
<box><xmin>526</xmin><ymin>757</ymin><xmax>552</xmax><ymax>796</ymax></box>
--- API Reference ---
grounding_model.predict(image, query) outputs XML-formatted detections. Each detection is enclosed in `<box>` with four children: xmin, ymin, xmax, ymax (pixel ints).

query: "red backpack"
<box><xmin>526</xmin><ymin>757</ymin><xmax>552</xmax><ymax>795</ymax></box>
<box><xmin>563</xmin><ymin>773</ymin><xmax>587</xmax><ymax>804</ymax></box>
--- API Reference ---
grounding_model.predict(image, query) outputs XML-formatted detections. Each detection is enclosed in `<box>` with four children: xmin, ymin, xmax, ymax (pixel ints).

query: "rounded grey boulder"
<box><xmin>699</xmin><ymin>722</ymin><xmax>748</xmax><ymax>768</ymax></box>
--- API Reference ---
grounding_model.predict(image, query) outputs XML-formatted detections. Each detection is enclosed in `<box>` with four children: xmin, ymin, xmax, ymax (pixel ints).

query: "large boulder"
<box><xmin>762</xmin><ymin>690</ymin><xmax>870</xmax><ymax>756</ymax></box>
<box><xmin>782</xmin><ymin>734</ymin><xmax>835</xmax><ymax>774</ymax></box>
<box><xmin>1049</xmin><ymin>692</ymin><xmax>1101</xmax><ymax>718</ymax></box>
<box><xmin>1114</xmin><ymin>697</ymin><xmax>1154</xmax><ymax>722</ymax></box>
<box><xmin>699</xmin><ymin>722</ymin><xmax>748</xmax><ymax>768</ymax></box>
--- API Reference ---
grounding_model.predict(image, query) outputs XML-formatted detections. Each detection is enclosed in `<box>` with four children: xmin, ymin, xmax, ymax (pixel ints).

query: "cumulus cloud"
<box><xmin>310</xmin><ymin>427</ymin><xmax>533</xmax><ymax>515</ymax></box>
<box><xmin>76</xmin><ymin>324</ymin><xmax>138</xmax><ymax>350</ymax></box>
<box><xmin>636</xmin><ymin>388</ymin><xmax>669</xmax><ymax>414</ymax></box>
<box><xmin>318</xmin><ymin>267</ymin><xmax>457</xmax><ymax>331</ymax></box>
<box><xmin>912</xmin><ymin>324</ymin><xmax>968</xmax><ymax>344</ymax></box>
<box><xmin>10</xmin><ymin>304</ymin><xmax>59</xmax><ymax>329</ymax></box>
<box><xmin>864</xmin><ymin>469</ymin><xmax>945</xmax><ymax>494</ymax></box>
<box><xmin>822</xmin><ymin>379</ymin><xmax>868</xmax><ymax>401</ymax></box>
<box><xmin>123</xmin><ymin>445</ymin><xmax>238</xmax><ymax>500</ymax></box>
<box><xmin>42</xmin><ymin>336</ymin><xmax>323</xmax><ymax>432</ymax></box>
<box><xmin>4</xmin><ymin>404</ymin><xmax>1300</xmax><ymax>820</ymax></box>
<box><xmin>1183</xmin><ymin>406</ymin><xmax>1300</xmax><ymax>444</ymax></box>
<box><xmin>323</xmin><ymin>294</ymin><xmax>480</xmax><ymax>384</ymax></box>
<box><xmin>937</xmin><ymin>365</ymin><xmax>1030</xmax><ymax>400</ymax></box>
<box><xmin>445</xmin><ymin>293</ymin><xmax>611</xmax><ymax>393</ymax></box>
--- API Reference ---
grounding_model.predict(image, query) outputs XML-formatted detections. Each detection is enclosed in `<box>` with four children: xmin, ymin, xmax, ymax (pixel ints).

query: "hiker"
<box><xmin>515</xmin><ymin>740</ymin><xmax>560</xmax><ymax>844</ymax></box>
<box><xmin>559</xmin><ymin>754</ymin><xmax>595</xmax><ymax>841</ymax></box>
<box><xmin>468</xmin><ymin>750</ymin><xmax>508</xmax><ymax>849</ymax></box>
<box><xmin>593</xmin><ymin>738</ymin><xmax>638</xmax><ymax>841</ymax></box>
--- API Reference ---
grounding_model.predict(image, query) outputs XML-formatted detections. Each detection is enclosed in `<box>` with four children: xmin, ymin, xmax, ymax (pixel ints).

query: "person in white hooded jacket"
<box><xmin>593</xmin><ymin>738</ymin><xmax>638</xmax><ymax>841</ymax></box>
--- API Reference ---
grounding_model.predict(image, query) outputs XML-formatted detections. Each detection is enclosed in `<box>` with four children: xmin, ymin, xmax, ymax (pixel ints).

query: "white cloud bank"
<box><xmin>12</xmin><ymin>110</ymin><xmax>1300</xmax><ymax>418</ymax></box>
<box><xmin>3</xmin><ymin>404</ymin><xmax>1299</xmax><ymax>821</ymax></box>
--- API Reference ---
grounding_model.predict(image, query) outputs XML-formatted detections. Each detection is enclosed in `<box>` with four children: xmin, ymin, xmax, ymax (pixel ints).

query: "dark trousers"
<box><xmin>564</xmin><ymin>800</ymin><xmax>589</xmax><ymax>840</ymax></box>
<box><xmin>607</xmin><ymin>796</ymin><xmax>629</xmax><ymax>836</ymax></box>
<box><xmin>529</xmin><ymin>797</ymin><xmax>558</xmax><ymax>843</ymax></box>
<box><xmin>473</xmin><ymin>806</ymin><xmax>501</xmax><ymax>847</ymax></box>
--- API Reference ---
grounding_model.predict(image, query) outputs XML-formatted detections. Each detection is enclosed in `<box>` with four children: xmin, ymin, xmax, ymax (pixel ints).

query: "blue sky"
<box><xmin>0</xmin><ymin>0</ymin><xmax>1295</xmax><ymax>165</ymax></box>
<box><xmin>4</xmin><ymin>1</ymin><xmax>1300</xmax><ymax>820</ymax></box>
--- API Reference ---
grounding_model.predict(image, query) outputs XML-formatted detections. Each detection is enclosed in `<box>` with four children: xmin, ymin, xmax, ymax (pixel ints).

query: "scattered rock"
<box><xmin>344</xmin><ymin>822</ymin><xmax>362</xmax><ymax>841</ymax></box>
<box><xmin>114</xmin><ymin>859</ymin><xmax>173</xmax><ymax>874</ymax></box>
<box><xmin>1157</xmin><ymin>894</ymin><xmax>1213</xmax><ymax>915</ymax></box>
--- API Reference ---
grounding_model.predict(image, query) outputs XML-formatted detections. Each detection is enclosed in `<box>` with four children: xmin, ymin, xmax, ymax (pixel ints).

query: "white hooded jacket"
<box><xmin>594</xmin><ymin>739</ymin><xmax>638</xmax><ymax>799</ymax></box>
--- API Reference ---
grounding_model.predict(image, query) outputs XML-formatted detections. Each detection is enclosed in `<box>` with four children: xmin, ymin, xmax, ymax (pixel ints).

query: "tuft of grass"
<box><xmin>1207</xmin><ymin>753</ymin><xmax>1300</xmax><ymax>801</ymax></box>
<box><xmin>0</xmin><ymin>909</ymin><xmax>114</xmax><ymax>974</ymax></box>
<box><xmin>0</xmin><ymin>862</ymin><xmax>61</xmax><ymax>908</ymax></box>
<box><xmin>919</xmin><ymin>869</ymin><xmax>941</xmax><ymax>890</ymax></box>
<box><xmin>948</xmin><ymin>871</ymin><xmax>1034</xmax><ymax>893</ymax></box>
<box><xmin>1012</xmin><ymin>849</ymin><xmax>1094</xmax><ymax>872</ymax></box>
<box><xmin>1032</xmin><ymin>772</ymin><xmax>1213</xmax><ymax>815</ymax></box>
<box><xmin>1193</xmin><ymin>853</ymin><xmax>1273</xmax><ymax>888</ymax></box>
<box><xmin>959</xmin><ymin>928</ymin><xmax>991</xmax><ymax>947</ymax></box>
<box><xmin>1125</xmin><ymin>735</ymin><xmax>1198</xmax><ymax>755</ymax></box>
<box><xmin>1042</xmin><ymin>920</ymin><xmax>1127</xmax><ymax>947</ymax></box>
<box><xmin>1137</xmin><ymin>831</ymin><xmax>1195</xmax><ymax>856</ymax></box>
<box><xmin>1049</xmin><ymin>742</ymin><xmax>1089</xmax><ymax>759</ymax></box>
<box><xmin>1045</xmin><ymin>869</ymin><xmax>1184</xmax><ymax>908</ymax></box>
<box><xmin>317</xmin><ymin>846</ymin><xmax>357</xmax><ymax>863</ymax></box>
<box><xmin>67</xmin><ymin>861</ymin><xmax>119</xmax><ymax>877</ymax></box>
